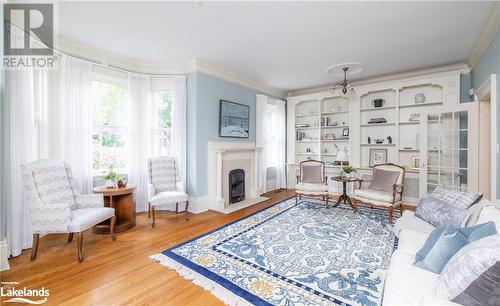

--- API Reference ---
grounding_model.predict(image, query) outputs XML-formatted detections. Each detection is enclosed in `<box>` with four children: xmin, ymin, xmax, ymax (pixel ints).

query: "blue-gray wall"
<box><xmin>471</xmin><ymin>29</ymin><xmax>500</xmax><ymax>198</ymax></box>
<box><xmin>186</xmin><ymin>72</ymin><xmax>269</xmax><ymax>197</ymax></box>
<box><xmin>460</xmin><ymin>73</ymin><xmax>473</xmax><ymax>103</ymax></box>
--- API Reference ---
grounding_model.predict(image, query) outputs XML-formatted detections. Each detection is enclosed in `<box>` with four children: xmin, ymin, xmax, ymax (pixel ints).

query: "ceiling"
<box><xmin>58</xmin><ymin>1</ymin><xmax>493</xmax><ymax>91</ymax></box>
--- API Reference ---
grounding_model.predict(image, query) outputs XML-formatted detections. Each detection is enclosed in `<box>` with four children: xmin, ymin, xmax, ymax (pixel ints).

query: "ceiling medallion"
<box><xmin>326</xmin><ymin>62</ymin><xmax>364</xmax><ymax>96</ymax></box>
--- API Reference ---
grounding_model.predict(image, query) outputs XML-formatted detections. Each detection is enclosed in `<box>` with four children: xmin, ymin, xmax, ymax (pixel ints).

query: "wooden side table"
<box><xmin>92</xmin><ymin>185</ymin><xmax>137</xmax><ymax>234</ymax></box>
<box><xmin>330</xmin><ymin>176</ymin><xmax>360</xmax><ymax>212</ymax></box>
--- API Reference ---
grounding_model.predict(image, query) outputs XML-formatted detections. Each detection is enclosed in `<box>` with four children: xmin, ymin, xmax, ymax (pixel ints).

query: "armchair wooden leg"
<box><xmin>151</xmin><ymin>206</ymin><xmax>156</xmax><ymax>228</ymax></box>
<box><xmin>110</xmin><ymin>216</ymin><xmax>116</xmax><ymax>241</ymax></box>
<box><xmin>148</xmin><ymin>202</ymin><xmax>151</xmax><ymax>219</ymax></box>
<box><xmin>30</xmin><ymin>234</ymin><xmax>39</xmax><ymax>261</ymax></box>
<box><xmin>77</xmin><ymin>232</ymin><xmax>84</xmax><ymax>263</ymax></box>
<box><xmin>184</xmin><ymin>201</ymin><xmax>190</xmax><ymax>221</ymax></box>
<box><xmin>388</xmin><ymin>207</ymin><xmax>393</xmax><ymax>224</ymax></box>
<box><xmin>295</xmin><ymin>195</ymin><xmax>298</xmax><ymax>206</ymax></box>
<box><xmin>176</xmin><ymin>202</ymin><xmax>179</xmax><ymax>213</ymax></box>
<box><xmin>326</xmin><ymin>196</ymin><xmax>329</xmax><ymax>208</ymax></box>
<box><xmin>68</xmin><ymin>233</ymin><xmax>74</xmax><ymax>243</ymax></box>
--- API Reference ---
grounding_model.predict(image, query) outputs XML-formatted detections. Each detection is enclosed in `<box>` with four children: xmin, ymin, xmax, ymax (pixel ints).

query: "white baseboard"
<box><xmin>0</xmin><ymin>239</ymin><xmax>10</xmax><ymax>271</ymax></box>
<box><xmin>188</xmin><ymin>195</ymin><xmax>210</xmax><ymax>214</ymax></box>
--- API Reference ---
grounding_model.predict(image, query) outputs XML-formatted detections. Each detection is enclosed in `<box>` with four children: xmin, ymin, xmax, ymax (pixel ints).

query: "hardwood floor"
<box><xmin>1</xmin><ymin>190</ymin><xmax>295</xmax><ymax>306</ymax></box>
<box><xmin>1</xmin><ymin>190</ymin><xmax>415</xmax><ymax>305</ymax></box>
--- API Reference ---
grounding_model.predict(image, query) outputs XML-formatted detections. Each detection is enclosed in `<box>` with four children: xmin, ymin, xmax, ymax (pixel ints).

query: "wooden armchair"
<box><xmin>353</xmin><ymin>163</ymin><xmax>405</xmax><ymax>223</ymax></box>
<box><xmin>295</xmin><ymin>160</ymin><xmax>329</xmax><ymax>206</ymax></box>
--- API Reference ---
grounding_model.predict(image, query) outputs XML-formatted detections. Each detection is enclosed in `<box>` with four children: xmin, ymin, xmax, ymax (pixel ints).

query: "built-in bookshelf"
<box><xmin>293</xmin><ymin>96</ymin><xmax>351</xmax><ymax>167</ymax></box>
<box><xmin>286</xmin><ymin>66</ymin><xmax>467</xmax><ymax>201</ymax></box>
<box><xmin>358</xmin><ymin>84</ymin><xmax>445</xmax><ymax>169</ymax></box>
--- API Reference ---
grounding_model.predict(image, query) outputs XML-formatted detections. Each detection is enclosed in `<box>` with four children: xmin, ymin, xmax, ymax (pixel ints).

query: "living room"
<box><xmin>1</xmin><ymin>1</ymin><xmax>499</xmax><ymax>305</ymax></box>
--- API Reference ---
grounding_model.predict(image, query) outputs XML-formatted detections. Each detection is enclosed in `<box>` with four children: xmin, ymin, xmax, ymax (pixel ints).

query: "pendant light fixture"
<box><xmin>326</xmin><ymin>62</ymin><xmax>364</xmax><ymax>96</ymax></box>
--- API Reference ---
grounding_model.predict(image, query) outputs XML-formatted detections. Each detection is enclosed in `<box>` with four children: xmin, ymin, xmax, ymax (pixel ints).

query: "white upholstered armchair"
<box><xmin>295</xmin><ymin>160</ymin><xmax>329</xmax><ymax>206</ymax></box>
<box><xmin>21</xmin><ymin>159</ymin><xmax>116</xmax><ymax>262</ymax></box>
<box><xmin>148</xmin><ymin>156</ymin><xmax>190</xmax><ymax>227</ymax></box>
<box><xmin>353</xmin><ymin>163</ymin><xmax>406</xmax><ymax>223</ymax></box>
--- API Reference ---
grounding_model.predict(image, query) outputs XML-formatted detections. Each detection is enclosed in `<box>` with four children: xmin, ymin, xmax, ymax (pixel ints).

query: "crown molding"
<box><xmin>467</xmin><ymin>2</ymin><xmax>500</xmax><ymax>70</ymax></box>
<box><xmin>192</xmin><ymin>59</ymin><xmax>286</xmax><ymax>98</ymax></box>
<box><xmin>287</xmin><ymin>63</ymin><xmax>470</xmax><ymax>97</ymax></box>
<box><xmin>55</xmin><ymin>36</ymin><xmax>285</xmax><ymax>97</ymax></box>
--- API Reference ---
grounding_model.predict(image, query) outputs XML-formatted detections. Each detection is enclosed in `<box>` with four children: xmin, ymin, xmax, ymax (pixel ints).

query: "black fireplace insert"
<box><xmin>228</xmin><ymin>169</ymin><xmax>245</xmax><ymax>204</ymax></box>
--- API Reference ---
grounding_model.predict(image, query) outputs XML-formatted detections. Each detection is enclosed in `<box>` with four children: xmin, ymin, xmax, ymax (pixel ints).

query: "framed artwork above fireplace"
<box><xmin>219</xmin><ymin>100</ymin><xmax>250</xmax><ymax>138</ymax></box>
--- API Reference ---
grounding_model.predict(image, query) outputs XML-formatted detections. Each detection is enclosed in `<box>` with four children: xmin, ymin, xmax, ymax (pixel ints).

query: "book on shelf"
<box><xmin>295</xmin><ymin>123</ymin><xmax>310</xmax><ymax>128</ymax></box>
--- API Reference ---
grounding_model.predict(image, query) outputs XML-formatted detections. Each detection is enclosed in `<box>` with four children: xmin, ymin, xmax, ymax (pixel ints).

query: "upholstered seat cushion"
<box><xmin>392</xmin><ymin>210</ymin><xmax>436</xmax><ymax>237</ymax></box>
<box><xmin>354</xmin><ymin>188</ymin><xmax>401</xmax><ymax>204</ymax></box>
<box><xmin>295</xmin><ymin>182</ymin><xmax>328</xmax><ymax>194</ymax></box>
<box><xmin>68</xmin><ymin>207</ymin><xmax>115</xmax><ymax>232</ymax></box>
<box><xmin>150</xmin><ymin>191</ymin><xmax>188</xmax><ymax>206</ymax></box>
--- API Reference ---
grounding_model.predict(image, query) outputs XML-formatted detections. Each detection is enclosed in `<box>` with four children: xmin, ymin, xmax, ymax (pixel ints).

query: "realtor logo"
<box><xmin>4</xmin><ymin>3</ymin><xmax>53</xmax><ymax>56</ymax></box>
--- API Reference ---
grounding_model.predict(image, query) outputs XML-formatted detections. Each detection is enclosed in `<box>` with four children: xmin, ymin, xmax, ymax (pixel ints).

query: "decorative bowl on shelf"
<box><xmin>374</xmin><ymin>138</ymin><xmax>385</xmax><ymax>144</ymax></box>
<box><xmin>372</xmin><ymin>99</ymin><xmax>385</xmax><ymax>108</ymax></box>
<box><xmin>415</xmin><ymin>93</ymin><xmax>426</xmax><ymax>104</ymax></box>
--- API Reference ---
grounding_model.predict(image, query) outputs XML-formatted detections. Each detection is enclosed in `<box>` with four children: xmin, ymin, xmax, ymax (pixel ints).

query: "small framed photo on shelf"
<box><xmin>411</xmin><ymin>156</ymin><xmax>420</xmax><ymax>169</ymax></box>
<box><xmin>341</xmin><ymin>128</ymin><xmax>349</xmax><ymax>137</ymax></box>
<box><xmin>369</xmin><ymin>149</ymin><xmax>387</xmax><ymax>167</ymax></box>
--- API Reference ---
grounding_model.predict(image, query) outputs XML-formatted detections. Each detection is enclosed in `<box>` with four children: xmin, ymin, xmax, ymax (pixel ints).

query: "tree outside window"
<box><xmin>153</xmin><ymin>90</ymin><xmax>172</xmax><ymax>155</ymax></box>
<box><xmin>92</xmin><ymin>80</ymin><xmax>127</xmax><ymax>174</ymax></box>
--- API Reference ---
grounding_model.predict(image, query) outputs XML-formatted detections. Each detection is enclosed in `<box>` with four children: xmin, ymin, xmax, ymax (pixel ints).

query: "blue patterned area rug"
<box><xmin>151</xmin><ymin>197</ymin><xmax>398</xmax><ymax>306</ymax></box>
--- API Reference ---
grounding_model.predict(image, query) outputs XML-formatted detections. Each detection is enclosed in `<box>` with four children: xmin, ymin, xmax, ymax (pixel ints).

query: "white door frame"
<box><xmin>475</xmin><ymin>74</ymin><xmax>498</xmax><ymax>202</ymax></box>
<box><xmin>419</xmin><ymin>102</ymin><xmax>479</xmax><ymax>196</ymax></box>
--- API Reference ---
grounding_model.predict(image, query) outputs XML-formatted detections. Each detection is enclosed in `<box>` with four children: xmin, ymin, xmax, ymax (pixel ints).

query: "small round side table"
<box><xmin>92</xmin><ymin>185</ymin><xmax>136</xmax><ymax>234</ymax></box>
<box><xmin>330</xmin><ymin>176</ymin><xmax>361</xmax><ymax>212</ymax></box>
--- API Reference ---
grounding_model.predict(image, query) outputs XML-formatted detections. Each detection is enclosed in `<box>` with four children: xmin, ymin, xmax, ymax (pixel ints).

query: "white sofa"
<box><xmin>383</xmin><ymin>200</ymin><xmax>500</xmax><ymax>306</ymax></box>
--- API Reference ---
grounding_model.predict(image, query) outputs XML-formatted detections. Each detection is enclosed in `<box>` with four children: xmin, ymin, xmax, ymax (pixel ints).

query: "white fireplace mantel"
<box><xmin>207</xmin><ymin>141</ymin><xmax>268</xmax><ymax>213</ymax></box>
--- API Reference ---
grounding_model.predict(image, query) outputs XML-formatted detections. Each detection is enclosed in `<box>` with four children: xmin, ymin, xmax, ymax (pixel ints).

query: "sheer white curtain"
<box><xmin>256</xmin><ymin>95</ymin><xmax>268</xmax><ymax>194</ymax></box>
<box><xmin>256</xmin><ymin>95</ymin><xmax>286</xmax><ymax>193</ymax></box>
<box><xmin>5</xmin><ymin>27</ymin><xmax>36</xmax><ymax>257</ymax></box>
<box><xmin>128</xmin><ymin>74</ymin><xmax>152</xmax><ymax>212</ymax></box>
<box><xmin>59</xmin><ymin>56</ymin><xmax>93</xmax><ymax>193</ymax></box>
<box><xmin>169</xmin><ymin>76</ymin><xmax>187</xmax><ymax>184</ymax></box>
<box><xmin>275</xmin><ymin>100</ymin><xmax>286</xmax><ymax>189</ymax></box>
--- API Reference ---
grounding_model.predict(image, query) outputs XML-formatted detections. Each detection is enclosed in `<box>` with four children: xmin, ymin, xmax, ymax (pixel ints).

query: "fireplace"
<box><xmin>228</xmin><ymin>169</ymin><xmax>245</xmax><ymax>204</ymax></box>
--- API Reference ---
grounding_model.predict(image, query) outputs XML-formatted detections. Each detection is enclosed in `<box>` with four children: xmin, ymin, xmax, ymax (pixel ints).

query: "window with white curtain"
<box><xmin>152</xmin><ymin>90</ymin><xmax>173</xmax><ymax>156</ymax></box>
<box><xmin>91</xmin><ymin>79</ymin><xmax>128</xmax><ymax>175</ymax></box>
<box><xmin>265</xmin><ymin>103</ymin><xmax>280</xmax><ymax>167</ymax></box>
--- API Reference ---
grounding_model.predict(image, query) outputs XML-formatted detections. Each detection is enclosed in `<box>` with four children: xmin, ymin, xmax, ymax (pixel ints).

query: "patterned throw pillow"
<box><xmin>435</xmin><ymin>234</ymin><xmax>500</xmax><ymax>300</ymax></box>
<box><xmin>432</xmin><ymin>185</ymin><xmax>483</xmax><ymax>210</ymax></box>
<box><xmin>415</xmin><ymin>194</ymin><xmax>469</xmax><ymax>228</ymax></box>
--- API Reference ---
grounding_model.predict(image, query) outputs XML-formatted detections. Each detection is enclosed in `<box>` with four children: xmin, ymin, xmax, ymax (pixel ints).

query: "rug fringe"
<box><xmin>150</xmin><ymin>254</ymin><xmax>252</xmax><ymax>306</ymax></box>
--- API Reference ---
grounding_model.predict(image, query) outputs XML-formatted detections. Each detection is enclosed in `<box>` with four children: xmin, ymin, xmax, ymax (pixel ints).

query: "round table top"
<box><xmin>330</xmin><ymin>176</ymin><xmax>361</xmax><ymax>183</ymax></box>
<box><xmin>92</xmin><ymin>185</ymin><xmax>136</xmax><ymax>196</ymax></box>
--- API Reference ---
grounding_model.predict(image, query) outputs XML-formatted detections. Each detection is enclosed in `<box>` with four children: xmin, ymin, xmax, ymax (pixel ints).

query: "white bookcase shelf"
<box><xmin>287</xmin><ymin>66</ymin><xmax>466</xmax><ymax>200</ymax></box>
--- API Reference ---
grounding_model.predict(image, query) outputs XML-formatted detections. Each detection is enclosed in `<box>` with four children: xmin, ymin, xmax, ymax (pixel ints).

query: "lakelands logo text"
<box><xmin>1</xmin><ymin>282</ymin><xmax>49</xmax><ymax>304</ymax></box>
<box><xmin>3</xmin><ymin>3</ymin><xmax>55</xmax><ymax>69</ymax></box>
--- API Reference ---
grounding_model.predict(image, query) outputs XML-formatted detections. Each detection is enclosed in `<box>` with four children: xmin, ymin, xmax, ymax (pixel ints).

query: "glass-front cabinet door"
<box><xmin>419</xmin><ymin>103</ymin><xmax>478</xmax><ymax>196</ymax></box>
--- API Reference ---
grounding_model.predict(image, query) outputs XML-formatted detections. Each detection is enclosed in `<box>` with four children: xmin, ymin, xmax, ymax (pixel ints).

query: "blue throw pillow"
<box><xmin>413</xmin><ymin>224</ymin><xmax>468</xmax><ymax>273</ymax></box>
<box><xmin>459</xmin><ymin>221</ymin><xmax>497</xmax><ymax>242</ymax></box>
<box><xmin>415</xmin><ymin>194</ymin><xmax>469</xmax><ymax>228</ymax></box>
